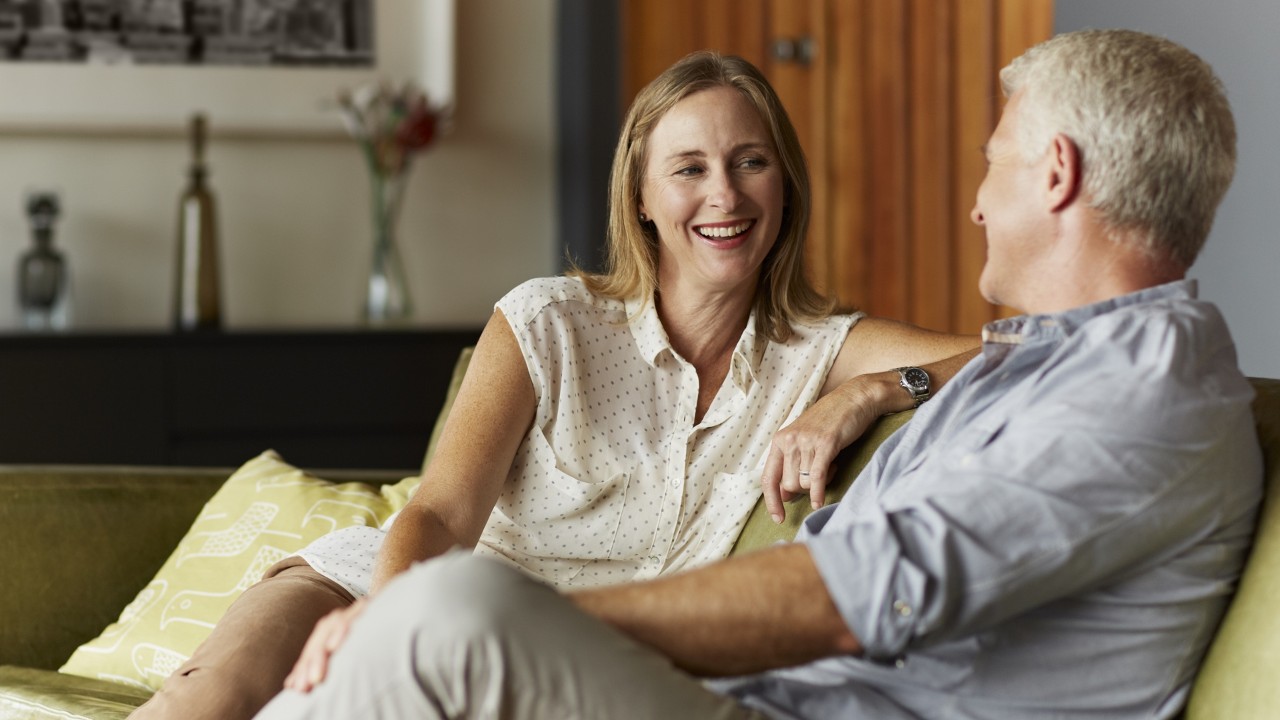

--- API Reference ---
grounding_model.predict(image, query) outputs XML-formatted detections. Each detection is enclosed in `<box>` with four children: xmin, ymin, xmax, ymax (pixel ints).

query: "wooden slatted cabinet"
<box><xmin>621</xmin><ymin>0</ymin><xmax>1053</xmax><ymax>334</ymax></box>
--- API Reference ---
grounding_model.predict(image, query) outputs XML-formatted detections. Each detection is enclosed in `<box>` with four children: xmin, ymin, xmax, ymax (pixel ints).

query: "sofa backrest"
<box><xmin>1185</xmin><ymin>377</ymin><xmax>1280</xmax><ymax>719</ymax></box>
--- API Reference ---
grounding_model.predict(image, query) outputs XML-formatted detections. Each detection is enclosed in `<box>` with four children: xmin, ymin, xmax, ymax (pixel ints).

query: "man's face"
<box><xmin>970</xmin><ymin>92</ymin><xmax>1054</xmax><ymax>312</ymax></box>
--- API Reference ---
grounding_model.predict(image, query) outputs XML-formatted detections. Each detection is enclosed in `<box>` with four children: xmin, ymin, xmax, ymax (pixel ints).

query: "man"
<box><xmin>254</xmin><ymin>29</ymin><xmax>1261</xmax><ymax>720</ymax></box>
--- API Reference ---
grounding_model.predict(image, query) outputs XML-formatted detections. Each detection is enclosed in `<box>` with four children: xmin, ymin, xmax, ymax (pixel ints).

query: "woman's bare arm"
<box><xmin>370</xmin><ymin>309</ymin><xmax>536</xmax><ymax>592</ymax></box>
<box><xmin>286</xmin><ymin>310</ymin><xmax>535</xmax><ymax>692</ymax></box>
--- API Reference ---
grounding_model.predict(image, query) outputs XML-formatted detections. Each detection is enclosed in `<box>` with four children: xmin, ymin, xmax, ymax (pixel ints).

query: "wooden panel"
<box><xmin>764</xmin><ymin>0</ymin><xmax>832</xmax><ymax>299</ymax></box>
<box><xmin>701</xmin><ymin>0</ymin><xmax>768</xmax><ymax>67</ymax></box>
<box><xmin>907</xmin><ymin>0</ymin><xmax>954</xmax><ymax>331</ymax></box>
<box><xmin>997</xmin><ymin>0</ymin><xmax>1054</xmax><ymax>74</ymax></box>
<box><xmin>865</xmin><ymin>0</ymin><xmax>910</xmax><ymax>319</ymax></box>
<box><xmin>952</xmin><ymin>0</ymin><xmax>998</xmax><ymax>333</ymax></box>
<box><xmin>620</xmin><ymin>0</ymin><xmax>700</xmax><ymax>101</ymax></box>
<box><xmin>804</xmin><ymin>0</ymin><xmax>832</xmax><ymax>302</ymax></box>
<box><xmin>826</xmin><ymin>0</ymin><xmax>867</xmax><ymax>309</ymax></box>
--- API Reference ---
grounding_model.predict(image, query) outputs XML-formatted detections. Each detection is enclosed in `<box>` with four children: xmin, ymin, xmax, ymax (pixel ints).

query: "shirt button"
<box><xmin>894</xmin><ymin>658</ymin><xmax>907</xmax><ymax>669</ymax></box>
<box><xmin>892</xmin><ymin>600</ymin><xmax>913</xmax><ymax>617</ymax></box>
<box><xmin>670</xmin><ymin>476</ymin><xmax>681</xmax><ymax>489</ymax></box>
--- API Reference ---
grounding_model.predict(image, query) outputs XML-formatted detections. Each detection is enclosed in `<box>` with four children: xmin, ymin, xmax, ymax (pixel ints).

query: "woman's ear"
<box><xmin>1046</xmin><ymin>133</ymin><xmax>1083</xmax><ymax>212</ymax></box>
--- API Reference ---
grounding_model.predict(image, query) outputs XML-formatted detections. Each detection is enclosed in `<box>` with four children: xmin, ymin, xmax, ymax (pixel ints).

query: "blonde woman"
<box><xmin>132</xmin><ymin>51</ymin><xmax>975</xmax><ymax>720</ymax></box>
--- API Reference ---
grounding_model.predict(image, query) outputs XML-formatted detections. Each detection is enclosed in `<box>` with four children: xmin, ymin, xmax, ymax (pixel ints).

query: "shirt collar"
<box><xmin>980</xmin><ymin>279</ymin><xmax>1197</xmax><ymax>347</ymax></box>
<box><xmin>625</xmin><ymin>294</ymin><xmax>670</xmax><ymax>365</ymax></box>
<box><xmin>624</xmin><ymin>294</ymin><xmax>764</xmax><ymax>393</ymax></box>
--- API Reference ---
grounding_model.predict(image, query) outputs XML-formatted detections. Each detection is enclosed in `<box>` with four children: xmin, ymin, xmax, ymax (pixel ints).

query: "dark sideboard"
<box><xmin>0</xmin><ymin>328</ymin><xmax>481</xmax><ymax>470</ymax></box>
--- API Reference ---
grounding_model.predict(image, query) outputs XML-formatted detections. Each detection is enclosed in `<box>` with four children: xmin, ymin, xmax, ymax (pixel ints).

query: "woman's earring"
<box><xmin>639</xmin><ymin>212</ymin><xmax>648</xmax><ymax>222</ymax></box>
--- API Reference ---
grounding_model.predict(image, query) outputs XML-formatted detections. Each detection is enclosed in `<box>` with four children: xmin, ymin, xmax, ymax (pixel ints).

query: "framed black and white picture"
<box><xmin>0</xmin><ymin>0</ymin><xmax>455</xmax><ymax>137</ymax></box>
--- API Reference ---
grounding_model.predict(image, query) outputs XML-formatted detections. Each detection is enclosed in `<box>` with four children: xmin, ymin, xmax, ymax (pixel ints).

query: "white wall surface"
<box><xmin>0</xmin><ymin>0</ymin><xmax>557</xmax><ymax>331</ymax></box>
<box><xmin>1056</xmin><ymin>0</ymin><xmax>1280</xmax><ymax>378</ymax></box>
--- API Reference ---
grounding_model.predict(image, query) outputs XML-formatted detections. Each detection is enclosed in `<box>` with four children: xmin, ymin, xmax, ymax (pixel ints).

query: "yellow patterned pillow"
<box><xmin>59</xmin><ymin>450</ymin><xmax>419</xmax><ymax>692</ymax></box>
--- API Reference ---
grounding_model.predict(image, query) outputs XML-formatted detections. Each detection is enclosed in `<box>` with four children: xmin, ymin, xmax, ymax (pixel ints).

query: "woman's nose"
<box><xmin>707</xmin><ymin>171</ymin><xmax>742</xmax><ymax>212</ymax></box>
<box><xmin>970</xmin><ymin>204</ymin><xmax>984</xmax><ymax>226</ymax></box>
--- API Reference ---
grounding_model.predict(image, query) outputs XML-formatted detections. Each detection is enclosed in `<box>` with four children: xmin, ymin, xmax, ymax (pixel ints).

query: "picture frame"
<box><xmin>0</xmin><ymin>0</ymin><xmax>455</xmax><ymax>139</ymax></box>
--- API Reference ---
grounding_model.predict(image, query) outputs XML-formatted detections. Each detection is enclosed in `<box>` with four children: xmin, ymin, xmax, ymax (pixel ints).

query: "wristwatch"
<box><xmin>894</xmin><ymin>366</ymin><xmax>931</xmax><ymax>408</ymax></box>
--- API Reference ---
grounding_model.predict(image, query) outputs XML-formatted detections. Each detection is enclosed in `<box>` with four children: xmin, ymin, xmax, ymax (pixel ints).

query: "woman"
<box><xmin>131</xmin><ymin>51</ymin><xmax>975</xmax><ymax>720</ymax></box>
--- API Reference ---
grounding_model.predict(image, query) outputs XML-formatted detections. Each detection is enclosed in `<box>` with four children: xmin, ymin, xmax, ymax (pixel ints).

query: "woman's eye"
<box><xmin>740</xmin><ymin>156</ymin><xmax>767</xmax><ymax>170</ymax></box>
<box><xmin>676</xmin><ymin>165</ymin><xmax>703</xmax><ymax>177</ymax></box>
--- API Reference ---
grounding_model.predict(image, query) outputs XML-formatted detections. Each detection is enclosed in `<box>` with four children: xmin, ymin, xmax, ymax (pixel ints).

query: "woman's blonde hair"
<box><xmin>572</xmin><ymin>51</ymin><xmax>833</xmax><ymax>342</ymax></box>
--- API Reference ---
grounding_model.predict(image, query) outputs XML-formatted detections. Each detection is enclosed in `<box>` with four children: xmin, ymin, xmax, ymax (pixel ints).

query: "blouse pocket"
<box><xmin>491</xmin><ymin>428</ymin><xmax>630</xmax><ymax>564</ymax></box>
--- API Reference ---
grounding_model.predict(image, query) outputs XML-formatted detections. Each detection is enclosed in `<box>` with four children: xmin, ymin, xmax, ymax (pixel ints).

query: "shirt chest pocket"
<box><xmin>886</xmin><ymin>420</ymin><xmax>1008</xmax><ymax>500</ymax></box>
<box><xmin>942</xmin><ymin>419</ymin><xmax>1006</xmax><ymax>468</ymax></box>
<box><xmin>495</xmin><ymin>428</ymin><xmax>631</xmax><ymax>562</ymax></box>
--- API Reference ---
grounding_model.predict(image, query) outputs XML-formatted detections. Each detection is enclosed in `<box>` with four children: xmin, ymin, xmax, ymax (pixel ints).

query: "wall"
<box><xmin>0</xmin><ymin>0</ymin><xmax>557</xmax><ymax>331</ymax></box>
<box><xmin>1055</xmin><ymin>1</ymin><xmax>1280</xmax><ymax>378</ymax></box>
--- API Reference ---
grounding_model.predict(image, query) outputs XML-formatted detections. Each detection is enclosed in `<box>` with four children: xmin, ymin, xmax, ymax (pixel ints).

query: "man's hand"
<box><xmin>283</xmin><ymin>597</ymin><xmax>369</xmax><ymax>693</ymax></box>
<box><xmin>762</xmin><ymin>374</ymin><xmax>893</xmax><ymax>523</ymax></box>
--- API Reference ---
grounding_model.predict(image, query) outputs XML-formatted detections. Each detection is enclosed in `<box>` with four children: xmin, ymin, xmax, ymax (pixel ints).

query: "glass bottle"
<box><xmin>17</xmin><ymin>191</ymin><xmax>69</xmax><ymax>331</ymax></box>
<box><xmin>173</xmin><ymin>113</ymin><xmax>221</xmax><ymax>331</ymax></box>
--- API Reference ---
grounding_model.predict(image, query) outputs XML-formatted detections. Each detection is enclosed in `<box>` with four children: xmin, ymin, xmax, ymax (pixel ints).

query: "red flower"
<box><xmin>337</xmin><ymin>82</ymin><xmax>450</xmax><ymax>177</ymax></box>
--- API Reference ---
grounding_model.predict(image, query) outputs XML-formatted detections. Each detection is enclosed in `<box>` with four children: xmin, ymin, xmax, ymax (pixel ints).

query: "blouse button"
<box><xmin>892</xmin><ymin>600</ymin><xmax>913</xmax><ymax>617</ymax></box>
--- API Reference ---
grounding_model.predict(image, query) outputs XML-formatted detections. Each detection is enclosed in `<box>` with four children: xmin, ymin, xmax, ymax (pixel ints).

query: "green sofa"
<box><xmin>1</xmin><ymin>349</ymin><xmax>1277</xmax><ymax>719</ymax></box>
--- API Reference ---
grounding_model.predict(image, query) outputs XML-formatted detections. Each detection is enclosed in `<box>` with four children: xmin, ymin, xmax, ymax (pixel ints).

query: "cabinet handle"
<box><xmin>771</xmin><ymin>36</ymin><xmax>816</xmax><ymax>66</ymax></box>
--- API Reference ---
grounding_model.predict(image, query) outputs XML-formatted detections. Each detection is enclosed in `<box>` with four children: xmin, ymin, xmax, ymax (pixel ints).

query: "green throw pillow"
<box><xmin>59</xmin><ymin>450</ymin><xmax>418</xmax><ymax>692</ymax></box>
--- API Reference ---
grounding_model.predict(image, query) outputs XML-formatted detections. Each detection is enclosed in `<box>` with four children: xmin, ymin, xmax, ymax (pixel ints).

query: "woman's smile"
<box><xmin>694</xmin><ymin>219</ymin><xmax>756</xmax><ymax>246</ymax></box>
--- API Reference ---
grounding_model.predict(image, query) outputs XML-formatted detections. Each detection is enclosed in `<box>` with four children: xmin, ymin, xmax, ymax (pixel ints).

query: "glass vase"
<box><xmin>363</xmin><ymin>168</ymin><xmax>413</xmax><ymax>324</ymax></box>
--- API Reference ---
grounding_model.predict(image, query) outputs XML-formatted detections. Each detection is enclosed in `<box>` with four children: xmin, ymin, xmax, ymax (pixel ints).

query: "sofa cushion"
<box><xmin>0</xmin><ymin>665</ymin><xmax>150</xmax><ymax>720</ymax></box>
<box><xmin>58</xmin><ymin>450</ymin><xmax>419</xmax><ymax>693</ymax></box>
<box><xmin>1185</xmin><ymin>378</ymin><xmax>1280</xmax><ymax>719</ymax></box>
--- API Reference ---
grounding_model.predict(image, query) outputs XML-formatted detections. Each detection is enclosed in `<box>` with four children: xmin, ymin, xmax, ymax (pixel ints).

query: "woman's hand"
<box><xmin>761</xmin><ymin>374</ymin><xmax>893</xmax><ymax>523</ymax></box>
<box><xmin>283</xmin><ymin>597</ymin><xmax>369</xmax><ymax>693</ymax></box>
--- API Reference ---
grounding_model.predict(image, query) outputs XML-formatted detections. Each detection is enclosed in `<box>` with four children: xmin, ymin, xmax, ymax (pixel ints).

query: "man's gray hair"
<box><xmin>1000</xmin><ymin>29</ymin><xmax>1236</xmax><ymax>268</ymax></box>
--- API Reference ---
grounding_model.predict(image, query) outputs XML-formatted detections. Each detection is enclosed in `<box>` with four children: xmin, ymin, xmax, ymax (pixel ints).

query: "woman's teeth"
<box><xmin>697</xmin><ymin>221</ymin><xmax>753</xmax><ymax>239</ymax></box>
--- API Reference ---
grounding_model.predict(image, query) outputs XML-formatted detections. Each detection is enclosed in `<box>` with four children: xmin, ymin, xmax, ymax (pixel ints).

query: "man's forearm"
<box><xmin>570</xmin><ymin>543</ymin><xmax>861</xmax><ymax>677</ymax></box>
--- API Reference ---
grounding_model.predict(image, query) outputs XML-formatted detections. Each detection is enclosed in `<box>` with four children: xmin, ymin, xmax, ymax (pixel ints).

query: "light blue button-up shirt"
<box><xmin>717</xmin><ymin>280</ymin><xmax>1263</xmax><ymax>719</ymax></box>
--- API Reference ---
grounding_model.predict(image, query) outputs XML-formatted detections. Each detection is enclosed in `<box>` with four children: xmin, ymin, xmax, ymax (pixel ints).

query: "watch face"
<box><xmin>903</xmin><ymin>367</ymin><xmax>929</xmax><ymax>390</ymax></box>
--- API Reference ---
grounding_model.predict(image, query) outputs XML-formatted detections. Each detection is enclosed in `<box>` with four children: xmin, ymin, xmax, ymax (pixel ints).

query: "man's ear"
<box><xmin>1046</xmin><ymin>133</ymin><xmax>1083</xmax><ymax>212</ymax></box>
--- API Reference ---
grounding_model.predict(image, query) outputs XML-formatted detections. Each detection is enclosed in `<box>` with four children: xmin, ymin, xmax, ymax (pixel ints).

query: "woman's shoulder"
<box><xmin>497</xmin><ymin>275</ymin><xmax>624</xmax><ymax>326</ymax></box>
<box><xmin>784</xmin><ymin>310</ymin><xmax>864</xmax><ymax>344</ymax></box>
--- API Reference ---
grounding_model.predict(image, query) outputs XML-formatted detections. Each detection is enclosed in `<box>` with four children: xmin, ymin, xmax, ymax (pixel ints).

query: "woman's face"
<box><xmin>639</xmin><ymin>86</ymin><xmax>785</xmax><ymax>299</ymax></box>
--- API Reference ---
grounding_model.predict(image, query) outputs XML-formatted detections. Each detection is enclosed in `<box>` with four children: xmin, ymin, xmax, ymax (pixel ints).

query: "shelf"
<box><xmin>0</xmin><ymin>328</ymin><xmax>481</xmax><ymax>469</ymax></box>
